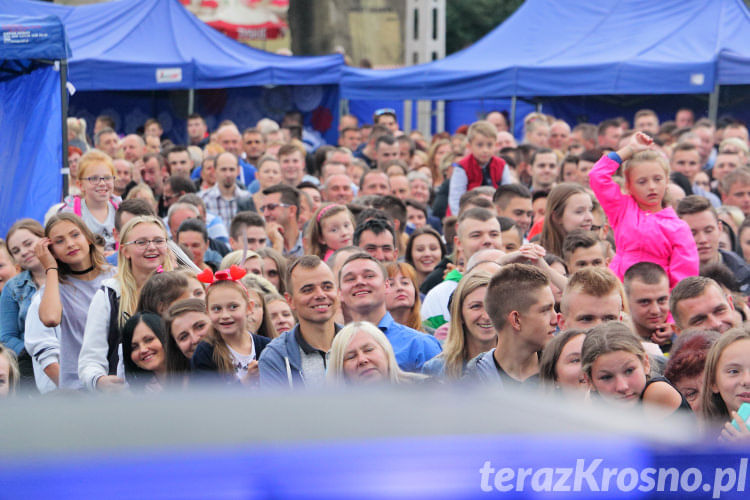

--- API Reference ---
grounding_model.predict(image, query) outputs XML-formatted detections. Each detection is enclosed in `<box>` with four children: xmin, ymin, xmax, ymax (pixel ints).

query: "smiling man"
<box><xmin>259</xmin><ymin>256</ymin><xmax>340</xmax><ymax>388</ymax></box>
<box><xmin>338</xmin><ymin>253</ymin><xmax>441</xmax><ymax>372</ymax></box>
<box><xmin>670</xmin><ymin>276</ymin><xmax>739</xmax><ymax>334</ymax></box>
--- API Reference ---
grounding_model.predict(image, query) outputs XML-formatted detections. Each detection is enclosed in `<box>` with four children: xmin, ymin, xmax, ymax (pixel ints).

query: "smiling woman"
<box><xmin>121</xmin><ymin>312</ymin><xmax>167</xmax><ymax>391</ymax></box>
<box><xmin>326</xmin><ymin>322</ymin><xmax>426</xmax><ymax>385</ymax></box>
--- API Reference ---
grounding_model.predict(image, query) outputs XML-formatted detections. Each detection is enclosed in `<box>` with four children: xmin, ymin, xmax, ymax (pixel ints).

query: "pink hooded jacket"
<box><xmin>589</xmin><ymin>155</ymin><xmax>699</xmax><ymax>289</ymax></box>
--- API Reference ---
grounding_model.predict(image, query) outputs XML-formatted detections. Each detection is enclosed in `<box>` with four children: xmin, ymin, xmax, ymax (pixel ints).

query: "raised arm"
<box><xmin>35</xmin><ymin>239</ymin><xmax>63</xmax><ymax>327</ymax></box>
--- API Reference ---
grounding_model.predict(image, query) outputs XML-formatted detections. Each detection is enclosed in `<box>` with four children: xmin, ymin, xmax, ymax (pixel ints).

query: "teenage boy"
<box><xmin>561</xmin><ymin>230</ymin><xmax>609</xmax><ymax>275</ymax></box>
<box><xmin>623</xmin><ymin>262</ymin><xmax>673</xmax><ymax>347</ymax></box>
<box><xmin>464</xmin><ymin>264</ymin><xmax>557</xmax><ymax>385</ymax></box>
<box><xmin>448</xmin><ymin>120</ymin><xmax>513</xmax><ymax>215</ymax></box>
<box><xmin>558</xmin><ymin>267</ymin><xmax>623</xmax><ymax>330</ymax></box>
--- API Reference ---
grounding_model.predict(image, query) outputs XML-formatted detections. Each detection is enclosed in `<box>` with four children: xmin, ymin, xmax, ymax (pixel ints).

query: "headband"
<box><xmin>197</xmin><ymin>265</ymin><xmax>247</xmax><ymax>287</ymax></box>
<box><xmin>317</xmin><ymin>204</ymin><xmax>342</xmax><ymax>223</ymax></box>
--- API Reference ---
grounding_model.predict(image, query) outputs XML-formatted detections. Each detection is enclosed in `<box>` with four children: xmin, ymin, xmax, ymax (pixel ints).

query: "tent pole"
<box><xmin>708</xmin><ymin>83</ymin><xmax>720</xmax><ymax>124</ymax></box>
<box><xmin>510</xmin><ymin>96</ymin><xmax>517</xmax><ymax>138</ymax></box>
<box><xmin>188</xmin><ymin>88</ymin><xmax>195</xmax><ymax>115</ymax></box>
<box><xmin>60</xmin><ymin>59</ymin><xmax>69</xmax><ymax>199</ymax></box>
<box><xmin>404</xmin><ymin>100</ymin><xmax>413</xmax><ymax>133</ymax></box>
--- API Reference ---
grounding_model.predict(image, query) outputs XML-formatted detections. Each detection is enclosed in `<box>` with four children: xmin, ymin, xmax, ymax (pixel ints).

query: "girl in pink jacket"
<box><xmin>589</xmin><ymin>132</ymin><xmax>698</xmax><ymax>289</ymax></box>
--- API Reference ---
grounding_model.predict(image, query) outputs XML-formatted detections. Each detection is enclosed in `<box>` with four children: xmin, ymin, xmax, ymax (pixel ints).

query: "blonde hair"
<box><xmin>220</xmin><ymin>249</ymin><xmax>261</xmax><ymax>270</ymax></box>
<box><xmin>326</xmin><ymin>322</ymin><xmax>426</xmax><ymax>385</ymax></box>
<box><xmin>307</xmin><ymin>204</ymin><xmax>356</xmax><ymax>260</ymax></box>
<box><xmin>467</xmin><ymin>120</ymin><xmax>497</xmax><ymax>142</ymax></box>
<box><xmin>701</xmin><ymin>326</ymin><xmax>750</xmax><ymax>422</ymax></box>
<box><xmin>624</xmin><ymin>150</ymin><xmax>670</xmax><ymax>208</ymax></box>
<box><xmin>581</xmin><ymin>321</ymin><xmax>646</xmax><ymax>380</ymax></box>
<box><xmin>117</xmin><ymin>216</ymin><xmax>173</xmax><ymax>326</ymax></box>
<box><xmin>441</xmin><ymin>270</ymin><xmax>492</xmax><ymax>379</ymax></box>
<box><xmin>385</xmin><ymin>262</ymin><xmax>423</xmax><ymax>332</ymax></box>
<box><xmin>0</xmin><ymin>343</ymin><xmax>20</xmax><ymax>396</ymax></box>
<box><xmin>67</xmin><ymin>117</ymin><xmax>88</xmax><ymax>145</ymax></box>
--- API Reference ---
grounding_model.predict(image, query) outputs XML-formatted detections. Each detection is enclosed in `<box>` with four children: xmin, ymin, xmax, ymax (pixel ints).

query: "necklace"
<box><xmin>69</xmin><ymin>265</ymin><xmax>95</xmax><ymax>275</ymax></box>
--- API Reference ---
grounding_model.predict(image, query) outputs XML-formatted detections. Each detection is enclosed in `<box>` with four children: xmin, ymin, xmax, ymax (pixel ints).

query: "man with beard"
<box><xmin>198</xmin><ymin>152</ymin><xmax>250</xmax><ymax>229</ymax></box>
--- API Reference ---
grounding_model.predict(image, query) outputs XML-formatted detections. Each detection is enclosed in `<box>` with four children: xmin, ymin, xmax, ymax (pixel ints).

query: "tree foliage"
<box><xmin>446</xmin><ymin>0</ymin><xmax>524</xmax><ymax>55</ymax></box>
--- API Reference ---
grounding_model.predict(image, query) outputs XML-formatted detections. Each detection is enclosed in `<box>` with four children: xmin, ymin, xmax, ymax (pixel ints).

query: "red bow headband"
<box><xmin>196</xmin><ymin>265</ymin><xmax>247</xmax><ymax>286</ymax></box>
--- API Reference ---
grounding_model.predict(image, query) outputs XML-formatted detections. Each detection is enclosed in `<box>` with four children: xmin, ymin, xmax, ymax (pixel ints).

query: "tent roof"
<box><xmin>342</xmin><ymin>0</ymin><xmax>750</xmax><ymax>100</ymax></box>
<box><xmin>0</xmin><ymin>15</ymin><xmax>70</xmax><ymax>62</ymax></box>
<box><xmin>0</xmin><ymin>0</ymin><xmax>342</xmax><ymax>91</ymax></box>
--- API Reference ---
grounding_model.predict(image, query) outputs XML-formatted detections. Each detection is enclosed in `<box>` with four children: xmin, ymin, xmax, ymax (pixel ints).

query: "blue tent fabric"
<box><xmin>0</xmin><ymin>15</ymin><xmax>68</xmax><ymax>236</ymax></box>
<box><xmin>0</xmin><ymin>0</ymin><xmax>343</xmax><ymax>91</ymax></box>
<box><xmin>342</xmin><ymin>0</ymin><xmax>750</xmax><ymax>100</ymax></box>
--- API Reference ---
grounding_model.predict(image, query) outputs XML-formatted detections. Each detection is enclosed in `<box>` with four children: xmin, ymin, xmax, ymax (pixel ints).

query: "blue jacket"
<box><xmin>377</xmin><ymin>312</ymin><xmax>442</xmax><ymax>373</ymax></box>
<box><xmin>421</xmin><ymin>354</ymin><xmax>446</xmax><ymax>377</ymax></box>
<box><xmin>0</xmin><ymin>270</ymin><xmax>38</xmax><ymax>355</ymax></box>
<box><xmin>462</xmin><ymin>349</ymin><xmax>505</xmax><ymax>387</ymax></box>
<box><xmin>257</xmin><ymin>325</ymin><xmax>306</xmax><ymax>389</ymax></box>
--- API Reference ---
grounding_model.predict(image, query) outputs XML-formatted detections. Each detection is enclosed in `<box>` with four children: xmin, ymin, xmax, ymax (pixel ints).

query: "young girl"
<box><xmin>0</xmin><ymin>343</ymin><xmax>20</xmax><ymax>397</ymax></box>
<box><xmin>589</xmin><ymin>131</ymin><xmax>698</xmax><ymax>288</ymax></box>
<box><xmin>582</xmin><ymin>322</ymin><xmax>690</xmax><ymax>417</ymax></box>
<box><xmin>701</xmin><ymin>327</ymin><xmax>750</xmax><ymax>441</ymax></box>
<box><xmin>385</xmin><ymin>262</ymin><xmax>423</xmax><ymax>332</ymax></box>
<box><xmin>421</xmin><ymin>271</ymin><xmax>494</xmax><ymax>379</ymax></box>
<box><xmin>1</xmin><ymin>219</ymin><xmax>47</xmax><ymax>384</ymax></box>
<box><xmin>78</xmin><ymin>215</ymin><xmax>174</xmax><ymax>392</ymax></box>
<box><xmin>0</xmin><ymin>239</ymin><xmax>19</xmax><ymax>294</ymax></box>
<box><xmin>538</xmin><ymin>184</ymin><xmax>594</xmax><ymax>258</ymax></box>
<box><xmin>164</xmin><ymin>298</ymin><xmax>212</xmax><ymax>373</ymax></box>
<box><xmin>24</xmin><ymin>214</ymin><xmax>115</xmax><ymax>392</ymax></box>
<box><xmin>60</xmin><ymin>150</ymin><xmax>120</xmax><ymax>252</ymax></box>
<box><xmin>192</xmin><ymin>267</ymin><xmax>270</xmax><ymax>385</ymax></box>
<box><xmin>264</xmin><ymin>294</ymin><xmax>295</xmax><ymax>338</ymax></box>
<box><xmin>539</xmin><ymin>329</ymin><xmax>587</xmax><ymax>395</ymax></box>
<box><xmin>307</xmin><ymin>204</ymin><xmax>356</xmax><ymax>262</ymax></box>
<box><xmin>256</xmin><ymin>247</ymin><xmax>287</xmax><ymax>295</ymax></box>
<box><xmin>121</xmin><ymin>312</ymin><xmax>168</xmax><ymax>392</ymax></box>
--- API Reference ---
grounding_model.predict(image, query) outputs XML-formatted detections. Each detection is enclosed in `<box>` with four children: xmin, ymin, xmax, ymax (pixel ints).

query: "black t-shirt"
<box><xmin>492</xmin><ymin>352</ymin><xmax>540</xmax><ymax>386</ymax></box>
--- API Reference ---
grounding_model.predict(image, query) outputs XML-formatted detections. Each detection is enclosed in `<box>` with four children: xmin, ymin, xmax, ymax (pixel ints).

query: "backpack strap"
<box><xmin>104</xmin><ymin>286</ymin><xmax>121</xmax><ymax>375</ymax></box>
<box><xmin>73</xmin><ymin>196</ymin><xmax>82</xmax><ymax>217</ymax></box>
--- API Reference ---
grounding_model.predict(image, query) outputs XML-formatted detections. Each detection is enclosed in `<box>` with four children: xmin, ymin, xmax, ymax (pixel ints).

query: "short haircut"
<box><xmin>337</xmin><ymin>251</ymin><xmax>387</xmax><ymax>284</ymax></box>
<box><xmin>177</xmin><ymin>218</ymin><xmax>208</xmax><ymax>241</ymax></box>
<box><xmin>167</xmin><ymin>144</ymin><xmax>189</xmax><ymax>157</ymax></box>
<box><xmin>457</xmin><ymin>207</ymin><xmax>496</xmax><ymax>233</ymax></box>
<box><xmin>262</xmin><ymin>183</ymin><xmax>301</xmax><ymax>211</ymax></box>
<box><xmin>634</xmin><ymin>109</ymin><xmax>658</xmax><ymax>121</ymax></box>
<box><xmin>676</xmin><ymin>194</ymin><xmax>717</xmax><ymax>219</ymax></box>
<box><xmin>359</xmin><ymin>169</ymin><xmax>388</xmax><ymax>190</ymax></box>
<box><xmin>286</xmin><ymin>254</ymin><xmax>324</xmax><ymax>294</ymax></box>
<box><xmin>375</xmin><ymin>134</ymin><xmax>397</xmax><ymax>151</ymax></box>
<box><xmin>669</xmin><ymin>276</ymin><xmax>722</xmax><ymax>327</ymax></box>
<box><xmin>187</xmin><ymin>113</ymin><xmax>205</xmax><ymax>122</ymax></box>
<box><xmin>467</xmin><ymin>120</ymin><xmax>497</xmax><ymax>142</ymax></box>
<box><xmin>561</xmin><ymin>230</ymin><xmax>601</xmax><ymax>261</ymax></box>
<box><xmin>405</xmin><ymin>199</ymin><xmax>427</xmax><ymax>217</ymax></box>
<box><xmin>623</xmin><ymin>262</ymin><xmax>668</xmax><ymax>295</ymax></box>
<box><xmin>166</xmin><ymin>202</ymin><xmax>199</xmax><ymax>226</ymax></box>
<box><xmin>230</xmin><ymin>211</ymin><xmax>266</xmax><ymax>240</ymax></box>
<box><xmin>96</xmin><ymin>114</ymin><xmax>116</xmax><ymax>129</ymax></box>
<box><xmin>178</xmin><ymin>193</ymin><xmax>206</xmax><ymax>213</ymax></box>
<box><xmin>485</xmin><ymin>264</ymin><xmax>550</xmax><ymax>330</ymax></box>
<box><xmin>700</xmin><ymin>262</ymin><xmax>741</xmax><ymax>294</ymax></box>
<box><xmin>458</xmin><ymin>191</ymin><xmax>494</xmax><ymax>213</ymax></box>
<box><xmin>277</xmin><ymin>143</ymin><xmax>304</xmax><ymax>159</ymax></box>
<box><xmin>167</xmin><ymin>175</ymin><xmax>197</xmax><ymax>195</ymax></box>
<box><xmin>672</xmin><ymin>142</ymin><xmax>699</xmax><ymax>155</ymax></box>
<box><xmin>720</xmin><ymin>167</ymin><xmax>750</xmax><ymax>194</ymax></box>
<box><xmin>531</xmin><ymin>147</ymin><xmax>556</xmax><ymax>165</ymax></box>
<box><xmin>143</xmin><ymin>151</ymin><xmax>165</xmax><ymax>169</ymax></box>
<box><xmin>115</xmin><ymin>198</ymin><xmax>156</xmax><ymax>232</ymax></box>
<box><xmin>353</xmin><ymin>218</ymin><xmax>396</xmax><ymax>247</ymax></box>
<box><xmin>572</xmin><ymin>123</ymin><xmax>597</xmax><ymax>142</ymax></box>
<box><xmin>370</xmin><ymin>195</ymin><xmax>406</xmax><ymax>232</ymax></box>
<box><xmin>94</xmin><ymin>127</ymin><xmax>117</xmax><ymax>146</ymax></box>
<box><xmin>560</xmin><ymin>267</ymin><xmax>621</xmax><ymax>315</ymax></box>
<box><xmin>597</xmin><ymin>119</ymin><xmax>620</xmax><ymax>136</ymax></box>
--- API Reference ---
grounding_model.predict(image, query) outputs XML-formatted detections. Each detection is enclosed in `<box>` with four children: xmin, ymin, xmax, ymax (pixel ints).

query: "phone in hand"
<box><xmin>730</xmin><ymin>402</ymin><xmax>750</xmax><ymax>430</ymax></box>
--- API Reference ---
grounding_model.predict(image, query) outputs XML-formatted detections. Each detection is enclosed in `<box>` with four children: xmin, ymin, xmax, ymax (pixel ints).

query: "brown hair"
<box><xmin>539</xmin><ymin>183</ymin><xmax>592</xmax><ymax>258</ymax></box>
<box><xmin>163</xmin><ymin>298</ymin><xmax>210</xmax><ymax>373</ymax></box>
<box><xmin>560</xmin><ymin>267</ymin><xmax>623</xmax><ymax>316</ymax></box>
<box><xmin>701</xmin><ymin>326</ymin><xmax>750</xmax><ymax>422</ymax></box>
<box><xmin>307</xmin><ymin>204</ymin><xmax>355</xmax><ymax>260</ymax></box>
<box><xmin>385</xmin><ymin>262</ymin><xmax>423</xmax><ymax>332</ymax></box>
<box><xmin>485</xmin><ymin>264</ymin><xmax>549</xmax><ymax>331</ymax></box>
<box><xmin>581</xmin><ymin>321</ymin><xmax>646</xmax><ymax>380</ymax></box>
<box><xmin>539</xmin><ymin>329</ymin><xmax>587</xmax><ymax>389</ymax></box>
<box><xmin>205</xmin><ymin>279</ymin><xmax>250</xmax><ymax>374</ymax></box>
<box><xmin>44</xmin><ymin>213</ymin><xmax>109</xmax><ymax>283</ymax></box>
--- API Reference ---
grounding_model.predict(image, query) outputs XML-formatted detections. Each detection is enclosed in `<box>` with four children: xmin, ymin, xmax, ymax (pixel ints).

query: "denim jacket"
<box><xmin>0</xmin><ymin>270</ymin><xmax>38</xmax><ymax>355</ymax></box>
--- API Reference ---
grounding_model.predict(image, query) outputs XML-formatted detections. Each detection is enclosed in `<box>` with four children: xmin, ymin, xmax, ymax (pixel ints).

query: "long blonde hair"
<box><xmin>326</xmin><ymin>322</ymin><xmax>425</xmax><ymax>385</ymax></box>
<box><xmin>117</xmin><ymin>216</ymin><xmax>173</xmax><ymax>326</ymax></box>
<box><xmin>442</xmin><ymin>271</ymin><xmax>492</xmax><ymax>378</ymax></box>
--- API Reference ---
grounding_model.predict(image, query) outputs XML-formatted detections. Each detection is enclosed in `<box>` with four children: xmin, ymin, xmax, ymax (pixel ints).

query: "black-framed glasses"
<box><xmin>260</xmin><ymin>203</ymin><xmax>291</xmax><ymax>212</ymax></box>
<box><xmin>83</xmin><ymin>175</ymin><xmax>114</xmax><ymax>184</ymax></box>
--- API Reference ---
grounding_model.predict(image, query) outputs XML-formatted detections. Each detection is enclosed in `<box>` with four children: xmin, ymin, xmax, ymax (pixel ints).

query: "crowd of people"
<box><xmin>2</xmin><ymin>106</ymin><xmax>750</xmax><ymax>441</ymax></box>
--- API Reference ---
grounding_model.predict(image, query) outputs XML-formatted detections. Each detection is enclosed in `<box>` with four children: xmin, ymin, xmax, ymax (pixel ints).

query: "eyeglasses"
<box><xmin>260</xmin><ymin>203</ymin><xmax>291</xmax><ymax>212</ymax></box>
<box><xmin>374</xmin><ymin>108</ymin><xmax>396</xmax><ymax>117</ymax></box>
<box><xmin>83</xmin><ymin>175</ymin><xmax>115</xmax><ymax>184</ymax></box>
<box><xmin>123</xmin><ymin>237</ymin><xmax>167</xmax><ymax>249</ymax></box>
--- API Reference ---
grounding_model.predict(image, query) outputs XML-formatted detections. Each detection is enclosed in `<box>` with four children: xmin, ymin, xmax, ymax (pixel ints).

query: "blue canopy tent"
<box><xmin>0</xmin><ymin>0</ymin><xmax>344</xmax><ymax>145</ymax></box>
<box><xmin>342</xmin><ymin>0</ymin><xmax>750</xmax><ymax>132</ymax></box>
<box><xmin>0</xmin><ymin>15</ymin><xmax>71</xmax><ymax>236</ymax></box>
